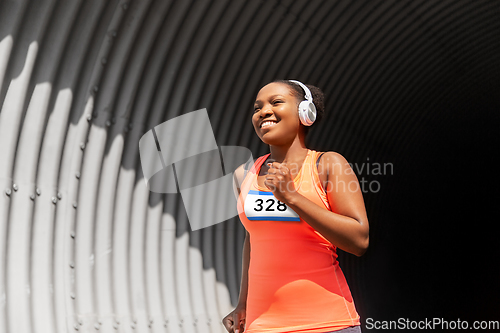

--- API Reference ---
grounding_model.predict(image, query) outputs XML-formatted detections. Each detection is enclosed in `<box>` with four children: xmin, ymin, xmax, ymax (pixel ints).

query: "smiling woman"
<box><xmin>222</xmin><ymin>80</ymin><xmax>369</xmax><ymax>333</ymax></box>
<box><xmin>252</xmin><ymin>80</ymin><xmax>325</xmax><ymax>144</ymax></box>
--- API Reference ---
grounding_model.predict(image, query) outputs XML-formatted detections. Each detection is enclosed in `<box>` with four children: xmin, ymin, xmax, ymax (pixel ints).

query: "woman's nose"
<box><xmin>260</xmin><ymin>105</ymin><xmax>273</xmax><ymax>117</ymax></box>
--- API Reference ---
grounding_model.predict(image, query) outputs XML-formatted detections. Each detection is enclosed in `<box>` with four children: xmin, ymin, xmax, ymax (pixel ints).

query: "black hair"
<box><xmin>272</xmin><ymin>79</ymin><xmax>325</xmax><ymax>137</ymax></box>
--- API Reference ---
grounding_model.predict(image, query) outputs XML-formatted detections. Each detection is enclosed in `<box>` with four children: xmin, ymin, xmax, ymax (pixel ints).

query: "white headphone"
<box><xmin>289</xmin><ymin>79</ymin><xmax>317</xmax><ymax>126</ymax></box>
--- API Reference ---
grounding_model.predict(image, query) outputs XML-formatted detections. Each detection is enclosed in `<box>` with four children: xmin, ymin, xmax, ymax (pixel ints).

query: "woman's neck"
<box><xmin>267</xmin><ymin>143</ymin><xmax>309</xmax><ymax>165</ymax></box>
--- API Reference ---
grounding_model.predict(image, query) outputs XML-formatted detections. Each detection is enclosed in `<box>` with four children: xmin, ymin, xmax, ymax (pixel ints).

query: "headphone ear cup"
<box><xmin>298</xmin><ymin>101</ymin><xmax>316</xmax><ymax>126</ymax></box>
<box><xmin>308</xmin><ymin>102</ymin><xmax>317</xmax><ymax>123</ymax></box>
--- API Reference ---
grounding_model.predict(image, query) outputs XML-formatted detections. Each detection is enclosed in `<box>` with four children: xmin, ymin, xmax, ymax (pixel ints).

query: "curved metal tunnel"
<box><xmin>0</xmin><ymin>1</ymin><xmax>499</xmax><ymax>332</ymax></box>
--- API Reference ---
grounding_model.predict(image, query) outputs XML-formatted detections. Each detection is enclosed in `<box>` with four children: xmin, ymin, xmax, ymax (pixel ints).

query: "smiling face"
<box><xmin>252</xmin><ymin>82</ymin><xmax>304</xmax><ymax>145</ymax></box>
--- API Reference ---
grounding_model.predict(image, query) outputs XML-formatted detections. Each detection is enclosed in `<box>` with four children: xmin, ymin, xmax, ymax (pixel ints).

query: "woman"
<box><xmin>222</xmin><ymin>80</ymin><xmax>369</xmax><ymax>333</ymax></box>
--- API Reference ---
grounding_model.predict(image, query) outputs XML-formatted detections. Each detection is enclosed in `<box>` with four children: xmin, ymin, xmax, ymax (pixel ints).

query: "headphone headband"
<box><xmin>288</xmin><ymin>79</ymin><xmax>313</xmax><ymax>102</ymax></box>
<box><xmin>288</xmin><ymin>79</ymin><xmax>317</xmax><ymax>126</ymax></box>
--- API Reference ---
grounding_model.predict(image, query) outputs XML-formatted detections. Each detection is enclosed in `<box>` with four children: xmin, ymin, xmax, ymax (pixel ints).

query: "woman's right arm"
<box><xmin>238</xmin><ymin>230</ymin><xmax>250</xmax><ymax>307</ymax></box>
<box><xmin>222</xmin><ymin>165</ymin><xmax>250</xmax><ymax>332</ymax></box>
<box><xmin>233</xmin><ymin>163</ymin><xmax>250</xmax><ymax>307</ymax></box>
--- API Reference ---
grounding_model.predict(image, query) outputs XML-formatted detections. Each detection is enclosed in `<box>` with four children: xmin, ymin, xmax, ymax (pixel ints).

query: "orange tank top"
<box><xmin>237</xmin><ymin>149</ymin><xmax>360</xmax><ymax>333</ymax></box>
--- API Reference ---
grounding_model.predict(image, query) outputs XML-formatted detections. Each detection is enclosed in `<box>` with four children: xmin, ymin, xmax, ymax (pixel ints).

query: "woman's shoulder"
<box><xmin>316</xmin><ymin>150</ymin><xmax>348</xmax><ymax>161</ymax></box>
<box><xmin>232</xmin><ymin>156</ymin><xmax>261</xmax><ymax>190</ymax></box>
<box><xmin>315</xmin><ymin>150</ymin><xmax>351</xmax><ymax>173</ymax></box>
<box><xmin>233</xmin><ymin>164</ymin><xmax>246</xmax><ymax>189</ymax></box>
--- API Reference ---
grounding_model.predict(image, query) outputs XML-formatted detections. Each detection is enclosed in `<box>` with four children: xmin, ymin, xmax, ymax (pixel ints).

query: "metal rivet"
<box><xmin>130</xmin><ymin>323</ymin><xmax>135</xmax><ymax>329</ymax></box>
<box><xmin>80</xmin><ymin>143</ymin><xmax>85</xmax><ymax>150</ymax></box>
<box><xmin>30</xmin><ymin>194</ymin><xmax>35</xmax><ymax>200</ymax></box>
<box><xmin>94</xmin><ymin>323</ymin><xmax>100</xmax><ymax>330</ymax></box>
<box><xmin>57</xmin><ymin>192</ymin><xmax>62</xmax><ymax>200</ymax></box>
<box><xmin>75</xmin><ymin>172</ymin><xmax>80</xmax><ymax>179</ymax></box>
<box><xmin>93</xmin><ymin>86</ymin><xmax>99</xmax><ymax>92</ymax></box>
<box><xmin>71</xmin><ymin>231</ymin><xmax>76</xmax><ymax>238</ymax></box>
<box><xmin>52</xmin><ymin>197</ymin><xmax>57</xmax><ymax>204</ymax></box>
<box><xmin>12</xmin><ymin>183</ymin><xmax>18</xmax><ymax>191</ymax></box>
<box><xmin>74</xmin><ymin>323</ymin><xmax>79</xmax><ymax>330</ymax></box>
<box><xmin>87</xmin><ymin>115</ymin><xmax>92</xmax><ymax>122</ymax></box>
<box><xmin>5</xmin><ymin>188</ymin><xmax>11</xmax><ymax>196</ymax></box>
<box><xmin>105</xmin><ymin>120</ymin><xmax>111</xmax><ymax>127</ymax></box>
<box><xmin>113</xmin><ymin>323</ymin><xmax>118</xmax><ymax>330</ymax></box>
<box><xmin>36</xmin><ymin>188</ymin><xmax>41</xmax><ymax>195</ymax></box>
<box><xmin>69</xmin><ymin>261</ymin><xmax>75</xmax><ymax>268</ymax></box>
<box><xmin>73</xmin><ymin>202</ymin><xmax>78</xmax><ymax>209</ymax></box>
<box><xmin>70</xmin><ymin>293</ymin><xmax>76</xmax><ymax>299</ymax></box>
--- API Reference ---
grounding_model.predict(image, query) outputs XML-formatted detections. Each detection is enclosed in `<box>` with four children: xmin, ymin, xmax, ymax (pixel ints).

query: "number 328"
<box><xmin>254</xmin><ymin>198</ymin><xmax>287</xmax><ymax>212</ymax></box>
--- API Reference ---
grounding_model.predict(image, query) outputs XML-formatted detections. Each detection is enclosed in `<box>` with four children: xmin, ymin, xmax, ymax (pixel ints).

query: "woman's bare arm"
<box><xmin>237</xmin><ymin>231</ymin><xmax>250</xmax><ymax>307</ymax></box>
<box><xmin>233</xmin><ymin>164</ymin><xmax>251</xmax><ymax>307</ymax></box>
<box><xmin>285</xmin><ymin>152</ymin><xmax>369</xmax><ymax>256</ymax></box>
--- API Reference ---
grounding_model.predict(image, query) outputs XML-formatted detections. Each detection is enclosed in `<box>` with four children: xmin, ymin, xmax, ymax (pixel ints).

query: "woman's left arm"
<box><xmin>270</xmin><ymin>152</ymin><xmax>369</xmax><ymax>256</ymax></box>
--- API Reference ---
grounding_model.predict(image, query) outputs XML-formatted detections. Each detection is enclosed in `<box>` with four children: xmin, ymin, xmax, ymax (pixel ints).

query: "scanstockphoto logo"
<box><xmin>139</xmin><ymin>108</ymin><xmax>253</xmax><ymax>231</ymax></box>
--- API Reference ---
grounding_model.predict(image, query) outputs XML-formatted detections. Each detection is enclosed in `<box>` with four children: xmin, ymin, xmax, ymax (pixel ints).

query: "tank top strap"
<box><xmin>306</xmin><ymin>149</ymin><xmax>323</xmax><ymax>180</ymax></box>
<box><xmin>305</xmin><ymin>149</ymin><xmax>318</xmax><ymax>176</ymax></box>
<box><xmin>250</xmin><ymin>153</ymin><xmax>271</xmax><ymax>175</ymax></box>
<box><xmin>307</xmin><ymin>150</ymin><xmax>331</xmax><ymax>210</ymax></box>
<box><xmin>240</xmin><ymin>153</ymin><xmax>270</xmax><ymax>190</ymax></box>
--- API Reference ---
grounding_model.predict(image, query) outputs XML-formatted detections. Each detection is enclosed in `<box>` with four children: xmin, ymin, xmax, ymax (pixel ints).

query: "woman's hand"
<box><xmin>264</xmin><ymin>162</ymin><xmax>299</xmax><ymax>204</ymax></box>
<box><xmin>222</xmin><ymin>304</ymin><xmax>246</xmax><ymax>333</ymax></box>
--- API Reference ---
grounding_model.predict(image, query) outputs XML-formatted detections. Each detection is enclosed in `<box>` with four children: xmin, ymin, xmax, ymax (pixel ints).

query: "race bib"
<box><xmin>244</xmin><ymin>190</ymin><xmax>300</xmax><ymax>222</ymax></box>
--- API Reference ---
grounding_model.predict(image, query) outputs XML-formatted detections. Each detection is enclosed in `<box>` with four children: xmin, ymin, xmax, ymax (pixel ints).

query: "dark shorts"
<box><xmin>324</xmin><ymin>326</ymin><xmax>362</xmax><ymax>333</ymax></box>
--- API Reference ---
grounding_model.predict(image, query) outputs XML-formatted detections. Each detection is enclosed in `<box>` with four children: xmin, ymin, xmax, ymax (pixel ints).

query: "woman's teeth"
<box><xmin>261</xmin><ymin>121</ymin><xmax>277</xmax><ymax>128</ymax></box>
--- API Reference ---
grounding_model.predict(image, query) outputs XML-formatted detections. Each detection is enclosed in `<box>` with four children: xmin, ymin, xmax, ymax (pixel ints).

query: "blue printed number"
<box><xmin>254</xmin><ymin>198</ymin><xmax>287</xmax><ymax>212</ymax></box>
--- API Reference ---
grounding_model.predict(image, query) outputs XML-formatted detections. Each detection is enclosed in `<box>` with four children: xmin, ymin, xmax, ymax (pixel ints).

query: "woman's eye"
<box><xmin>273</xmin><ymin>100</ymin><xmax>283</xmax><ymax>105</ymax></box>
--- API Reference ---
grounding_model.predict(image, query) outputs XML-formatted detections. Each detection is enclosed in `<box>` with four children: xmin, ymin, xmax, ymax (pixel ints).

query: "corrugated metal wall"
<box><xmin>0</xmin><ymin>0</ymin><xmax>499</xmax><ymax>332</ymax></box>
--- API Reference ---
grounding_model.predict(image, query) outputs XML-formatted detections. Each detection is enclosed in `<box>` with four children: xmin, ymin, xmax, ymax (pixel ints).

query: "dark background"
<box><xmin>224</xmin><ymin>1</ymin><xmax>500</xmax><ymax>331</ymax></box>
